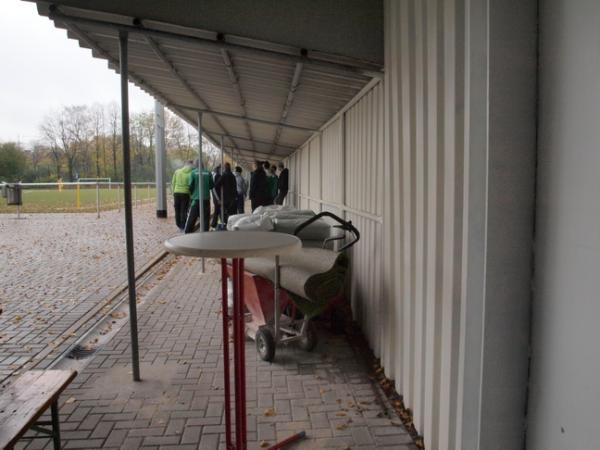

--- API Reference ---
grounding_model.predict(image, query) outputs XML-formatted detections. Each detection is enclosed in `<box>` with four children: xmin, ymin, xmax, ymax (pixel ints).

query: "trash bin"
<box><xmin>6</xmin><ymin>184</ymin><xmax>22</xmax><ymax>206</ymax></box>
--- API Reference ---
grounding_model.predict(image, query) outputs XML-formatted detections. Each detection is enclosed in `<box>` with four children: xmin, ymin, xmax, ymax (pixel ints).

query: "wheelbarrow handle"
<box><xmin>293</xmin><ymin>211</ymin><xmax>360</xmax><ymax>251</ymax></box>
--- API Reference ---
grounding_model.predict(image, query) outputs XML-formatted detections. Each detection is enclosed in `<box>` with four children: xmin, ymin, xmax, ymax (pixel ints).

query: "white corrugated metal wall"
<box><xmin>286</xmin><ymin>2</ymin><xmax>472</xmax><ymax>449</ymax></box>
<box><xmin>286</xmin><ymin>81</ymin><xmax>385</xmax><ymax>357</ymax></box>
<box><xmin>286</xmin><ymin>1</ymin><xmax>536</xmax><ymax>449</ymax></box>
<box><xmin>383</xmin><ymin>1</ymin><xmax>467</xmax><ymax>448</ymax></box>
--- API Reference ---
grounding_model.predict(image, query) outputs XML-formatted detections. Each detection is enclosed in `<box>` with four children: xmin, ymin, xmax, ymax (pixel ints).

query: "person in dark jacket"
<box><xmin>249</xmin><ymin>160</ymin><xmax>270</xmax><ymax>212</ymax></box>
<box><xmin>275</xmin><ymin>162</ymin><xmax>289</xmax><ymax>205</ymax></box>
<box><xmin>234</xmin><ymin>166</ymin><xmax>248</xmax><ymax>214</ymax></box>
<box><xmin>213</xmin><ymin>162</ymin><xmax>238</xmax><ymax>225</ymax></box>
<box><xmin>210</xmin><ymin>165</ymin><xmax>222</xmax><ymax>228</ymax></box>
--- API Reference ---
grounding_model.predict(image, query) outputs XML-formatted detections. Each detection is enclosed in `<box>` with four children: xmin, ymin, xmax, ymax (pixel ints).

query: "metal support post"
<box><xmin>220</xmin><ymin>135</ymin><xmax>225</xmax><ymax>225</ymax></box>
<box><xmin>197</xmin><ymin>112</ymin><xmax>205</xmax><ymax>273</ymax></box>
<box><xmin>154</xmin><ymin>101</ymin><xmax>167</xmax><ymax>218</ymax></box>
<box><xmin>274</xmin><ymin>256</ymin><xmax>280</xmax><ymax>342</ymax></box>
<box><xmin>119</xmin><ymin>30</ymin><xmax>141</xmax><ymax>382</ymax></box>
<box><xmin>96</xmin><ymin>182</ymin><xmax>100</xmax><ymax>218</ymax></box>
<box><xmin>76</xmin><ymin>182</ymin><xmax>80</xmax><ymax>209</ymax></box>
<box><xmin>117</xmin><ymin>183</ymin><xmax>121</xmax><ymax>212</ymax></box>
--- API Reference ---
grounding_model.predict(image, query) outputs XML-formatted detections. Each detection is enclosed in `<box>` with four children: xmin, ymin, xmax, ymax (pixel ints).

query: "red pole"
<box><xmin>232</xmin><ymin>258</ymin><xmax>243</xmax><ymax>449</ymax></box>
<box><xmin>238</xmin><ymin>258</ymin><xmax>247</xmax><ymax>449</ymax></box>
<box><xmin>221</xmin><ymin>259</ymin><xmax>233</xmax><ymax>450</ymax></box>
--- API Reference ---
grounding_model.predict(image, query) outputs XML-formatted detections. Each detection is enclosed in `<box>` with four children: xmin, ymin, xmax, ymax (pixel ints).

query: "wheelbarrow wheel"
<box><xmin>298</xmin><ymin>322</ymin><xmax>318</xmax><ymax>352</ymax></box>
<box><xmin>256</xmin><ymin>327</ymin><xmax>276</xmax><ymax>362</ymax></box>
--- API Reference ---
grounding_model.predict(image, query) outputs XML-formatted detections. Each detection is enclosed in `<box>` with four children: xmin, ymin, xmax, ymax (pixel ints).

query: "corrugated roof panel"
<box><xmin>36</xmin><ymin>3</ymin><xmax>379</xmax><ymax>160</ymax></box>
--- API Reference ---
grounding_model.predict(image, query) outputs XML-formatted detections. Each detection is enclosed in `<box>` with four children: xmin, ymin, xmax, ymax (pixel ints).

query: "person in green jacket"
<box><xmin>171</xmin><ymin>160</ymin><xmax>193</xmax><ymax>230</ymax></box>
<box><xmin>264</xmin><ymin>161</ymin><xmax>278</xmax><ymax>205</ymax></box>
<box><xmin>184</xmin><ymin>160</ymin><xmax>213</xmax><ymax>233</ymax></box>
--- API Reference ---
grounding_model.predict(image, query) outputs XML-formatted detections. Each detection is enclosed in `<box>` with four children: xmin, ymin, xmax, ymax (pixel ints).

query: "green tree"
<box><xmin>0</xmin><ymin>142</ymin><xmax>28</xmax><ymax>182</ymax></box>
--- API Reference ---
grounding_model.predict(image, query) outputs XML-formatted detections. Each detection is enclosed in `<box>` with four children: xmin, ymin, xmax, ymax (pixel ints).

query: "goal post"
<box><xmin>77</xmin><ymin>177</ymin><xmax>112</xmax><ymax>183</ymax></box>
<box><xmin>77</xmin><ymin>177</ymin><xmax>112</xmax><ymax>190</ymax></box>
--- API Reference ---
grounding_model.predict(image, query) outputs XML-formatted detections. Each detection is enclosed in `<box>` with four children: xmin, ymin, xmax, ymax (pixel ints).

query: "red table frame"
<box><xmin>220</xmin><ymin>258</ymin><xmax>305</xmax><ymax>450</ymax></box>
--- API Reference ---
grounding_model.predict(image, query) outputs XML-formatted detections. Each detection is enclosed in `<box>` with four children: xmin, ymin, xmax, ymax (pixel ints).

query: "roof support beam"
<box><xmin>143</xmin><ymin>34</ymin><xmax>240</xmax><ymax>150</ymax></box>
<box><xmin>220</xmin><ymin>49</ymin><xmax>255</xmax><ymax>151</ymax></box>
<box><xmin>47</xmin><ymin>8</ymin><xmax>382</xmax><ymax>78</ymax></box>
<box><xmin>208</xmin><ymin>132</ymin><xmax>295</xmax><ymax>150</ymax></box>
<box><xmin>223</xmin><ymin>147</ymin><xmax>284</xmax><ymax>160</ymax></box>
<box><xmin>55</xmin><ymin>20</ymin><xmax>219</xmax><ymax>149</ymax></box>
<box><xmin>225</xmin><ymin>146</ymin><xmax>290</xmax><ymax>158</ymax></box>
<box><xmin>52</xmin><ymin>14</ymin><xmax>239</xmax><ymax>159</ymax></box>
<box><xmin>271</xmin><ymin>62</ymin><xmax>303</xmax><ymax>152</ymax></box>
<box><xmin>173</xmin><ymin>105</ymin><xmax>317</xmax><ymax>133</ymax></box>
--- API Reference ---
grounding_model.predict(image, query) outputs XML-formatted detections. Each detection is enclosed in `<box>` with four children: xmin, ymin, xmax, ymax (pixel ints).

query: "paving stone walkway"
<box><xmin>0</xmin><ymin>205</ymin><xmax>178</xmax><ymax>381</ymax></box>
<box><xmin>16</xmin><ymin>257</ymin><xmax>416</xmax><ymax>450</ymax></box>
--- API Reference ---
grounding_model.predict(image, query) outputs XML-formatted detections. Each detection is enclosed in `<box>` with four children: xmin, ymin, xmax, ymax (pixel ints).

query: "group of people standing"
<box><xmin>249</xmin><ymin>160</ymin><xmax>288</xmax><ymax>211</ymax></box>
<box><xmin>171</xmin><ymin>159</ymin><xmax>288</xmax><ymax>233</ymax></box>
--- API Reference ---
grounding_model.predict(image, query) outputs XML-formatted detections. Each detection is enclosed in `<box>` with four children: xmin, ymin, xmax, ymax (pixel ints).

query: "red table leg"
<box><xmin>232</xmin><ymin>258</ymin><xmax>247</xmax><ymax>450</ymax></box>
<box><xmin>237</xmin><ymin>258</ymin><xmax>247</xmax><ymax>448</ymax></box>
<box><xmin>225</xmin><ymin>257</ymin><xmax>304</xmax><ymax>450</ymax></box>
<box><xmin>221</xmin><ymin>259</ymin><xmax>233</xmax><ymax>450</ymax></box>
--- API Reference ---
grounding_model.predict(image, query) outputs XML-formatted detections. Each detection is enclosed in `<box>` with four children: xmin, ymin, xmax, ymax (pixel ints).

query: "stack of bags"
<box><xmin>227</xmin><ymin>205</ymin><xmax>341</xmax><ymax>246</ymax></box>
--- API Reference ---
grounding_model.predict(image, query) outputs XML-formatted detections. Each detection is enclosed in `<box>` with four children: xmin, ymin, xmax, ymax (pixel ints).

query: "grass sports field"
<box><xmin>0</xmin><ymin>186</ymin><xmax>157</xmax><ymax>213</ymax></box>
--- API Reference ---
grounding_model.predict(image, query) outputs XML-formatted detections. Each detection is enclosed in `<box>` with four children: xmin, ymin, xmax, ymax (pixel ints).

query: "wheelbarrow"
<box><xmin>227</xmin><ymin>211</ymin><xmax>360</xmax><ymax>362</ymax></box>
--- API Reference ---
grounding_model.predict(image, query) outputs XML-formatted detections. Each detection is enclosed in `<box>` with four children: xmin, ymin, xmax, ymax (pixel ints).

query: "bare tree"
<box><xmin>40</xmin><ymin>111</ymin><xmax>68</xmax><ymax>179</ymax></box>
<box><xmin>166</xmin><ymin>112</ymin><xmax>185</xmax><ymax>153</ymax></box>
<box><xmin>63</xmin><ymin>105</ymin><xmax>92</xmax><ymax>180</ymax></box>
<box><xmin>107</xmin><ymin>102</ymin><xmax>120</xmax><ymax>180</ymax></box>
<box><xmin>30</xmin><ymin>143</ymin><xmax>47</xmax><ymax>175</ymax></box>
<box><xmin>90</xmin><ymin>103</ymin><xmax>105</xmax><ymax>178</ymax></box>
<box><xmin>35</xmin><ymin>102</ymin><xmax>220</xmax><ymax>182</ymax></box>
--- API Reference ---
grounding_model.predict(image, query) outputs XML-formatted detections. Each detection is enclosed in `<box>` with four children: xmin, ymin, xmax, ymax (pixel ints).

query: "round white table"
<box><xmin>164</xmin><ymin>231</ymin><xmax>302</xmax><ymax>450</ymax></box>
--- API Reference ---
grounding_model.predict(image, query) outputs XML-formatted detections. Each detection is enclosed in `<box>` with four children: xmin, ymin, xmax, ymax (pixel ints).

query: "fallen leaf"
<box><xmin>65</xmin><ymin>397</ymin><xmax>76</xmax><ymax>404</ymax></box>
<box><xmin>336</xmin><ymin>423</ymin><xmax>348</xmax><ymax>430</ymax></box>
<box><xmin>263</xmin><ymin>408</ymin><xmax>276</xmax><ymax>417</ymax></box>
<box><xmin>260</xmin><ymin>441</ymin><xmax>270</xmax><ymax>448</ymax></box>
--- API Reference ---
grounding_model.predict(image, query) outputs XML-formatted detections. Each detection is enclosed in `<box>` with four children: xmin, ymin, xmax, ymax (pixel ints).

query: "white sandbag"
<box><xmin>273</xmin><ymin>217</ymin><xmax>331</xmax><ymax>240</ymax></box>
<box><xmin>227</xmin><ymin>213</ymin><xmax>253</xmax><ymax>230</ymax></box>
<box><xmin>252</xmin><ymin>204</ymin><xmax>296</xmax><ymax>215</ymax></box>
<box><xmin>262</xmin><ymin>209</ymin><xmax>315</xmax><ymax>219</ymax></box>
<box><xmin>231</xmin><ymin>214</ymin><xmax>274</xmax><ymax>231</ymax></box>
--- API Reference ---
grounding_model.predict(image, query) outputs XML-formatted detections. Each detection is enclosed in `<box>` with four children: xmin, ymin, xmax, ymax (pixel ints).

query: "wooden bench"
<box><xmin>0</xmin><ymin>370</ymin><xmax>77</xmax><ymax>450</ymax></box>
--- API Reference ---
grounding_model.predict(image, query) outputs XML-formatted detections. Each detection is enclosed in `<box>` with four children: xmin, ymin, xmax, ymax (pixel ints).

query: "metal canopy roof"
<box><xmin>33</xmin><ymin>2</ymin><xmax>383</xmax><ymax>163</ymax></box>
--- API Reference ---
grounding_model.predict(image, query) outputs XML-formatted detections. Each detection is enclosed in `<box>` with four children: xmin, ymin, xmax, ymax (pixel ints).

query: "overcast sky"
<box><xmin>0</xmin><ymin>0</ymin><xmax>155</xmax><ymax>146</ymax></box>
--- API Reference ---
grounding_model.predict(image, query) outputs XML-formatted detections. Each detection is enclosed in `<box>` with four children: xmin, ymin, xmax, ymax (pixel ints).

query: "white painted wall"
<box><xmin>527</xmin><ymin>0</ymin><xmax>600</xmax><ymax>448</ymax></box>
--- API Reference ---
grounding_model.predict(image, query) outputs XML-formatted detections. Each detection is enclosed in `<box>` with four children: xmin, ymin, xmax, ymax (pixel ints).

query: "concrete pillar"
<box><xmin>154</xmin><ymin>101</ymin><xmax>167</xmax><ymax>218</ymax></box>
